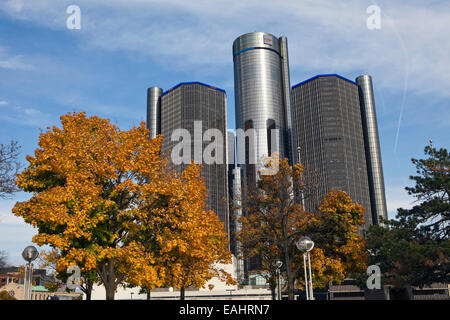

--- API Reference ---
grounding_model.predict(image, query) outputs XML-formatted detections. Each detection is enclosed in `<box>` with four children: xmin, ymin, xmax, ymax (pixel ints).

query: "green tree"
<box><xmin>365</xmin><ymin>142</ymin><xmax>450</xmax><ymax>289</ymax></box>
<box><xmin>403</xmin><ymin>142</ymin><xmax>449</xmax><ymax>240</ymax></box>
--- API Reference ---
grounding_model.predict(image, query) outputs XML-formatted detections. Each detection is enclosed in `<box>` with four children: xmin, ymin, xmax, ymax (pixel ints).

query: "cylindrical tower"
<box><xmin>356</xmin><ymin>74</ymin><xmax>388</xmax><ymax>224</ymax></box>
<box><xmin>233</xmin><ymin>32</ymin><xmax>288</xmax><ymax>184</ymax></box>
<box><xmin>146</xmin><ymin>86</ymin><xmax>163</xmax><ymax>139</ymax></box>
<box><xmin>279</xmin><ymin>36</ymin><xmax>294</xmax><ymax>165</ymax></box>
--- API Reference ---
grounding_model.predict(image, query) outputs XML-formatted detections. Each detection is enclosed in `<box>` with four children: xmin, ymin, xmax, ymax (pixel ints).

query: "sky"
<box><xmin>0</xmin><ymin>0</ymin><xmax>449</xmax><ymax>266</ymax></box>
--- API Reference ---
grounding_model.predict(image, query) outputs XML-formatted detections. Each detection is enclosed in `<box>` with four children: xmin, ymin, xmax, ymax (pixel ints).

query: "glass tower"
<box><xmin>356</xmin><ymin>74</ymin><xmax>388</xmax><ymax>224</ymax></box>
<box><xmin>146</xmin><ymin>87</ymin><xmax>163</xmax><ymax>139</ymax></box>
<box><xmin>146</xmin><ymin>82</ymin><xmax>230</xmax><ymax>236</ymax></box>
<box><xmin>233</xmin><ymin>32</ymin><xmax>293</xmax><ymax>186</ymax></box>
<box><xmin>291</xmin><ymin>75</ymin><xmax>373</xmax><ymax>228</ymax></box>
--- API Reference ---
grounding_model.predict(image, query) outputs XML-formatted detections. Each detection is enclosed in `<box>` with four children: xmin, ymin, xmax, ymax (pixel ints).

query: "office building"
<box><xmin>146</xmin><ymin>82</ymin><xmax>230</xmax><ymax>236</ymax></box>
<box><xmin>291</xmin><ymin>74</ymin><xmax>373</xmax><ymax>227</ymax></box>
<box><xmin>232</xmin><ymin>32</ymin><xmax>294</xmax><ymax>187</ymax></box>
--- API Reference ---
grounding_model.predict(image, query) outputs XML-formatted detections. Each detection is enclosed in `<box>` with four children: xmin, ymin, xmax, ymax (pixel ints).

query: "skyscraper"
<box><xmin>291</xmin><ymin>74</ymin><xmax>373</xmax><ymax>228</ymax></box>
<box><xmin>232</xmin><ymin>32</ymin><xmax>293</xmax><ymax>186</ymax></box>
<box><xmin>146</xmin><ymin>87</ymin><xmax>163</xmax><ymax>139</ymax></box>
<box><xmin>356</xmin><ymin>75</ymin><xmax>388</xmax><ymax>224</ymax></box>
<box><xmin>146</xmin><ymin>82</ymin><xmax>230</xmax><ymax>236</ymax></box>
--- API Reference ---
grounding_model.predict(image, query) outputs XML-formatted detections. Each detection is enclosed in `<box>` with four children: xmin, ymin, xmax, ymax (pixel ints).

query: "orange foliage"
<box><xmin>238</xmin><ymin>157</ymin><xmax>367</xmax><ymax>299</ymax></box>
<box><xmin>13</xmin><ymin>112</ymin><xmax>233</xmax><ymax>299</ymax></box>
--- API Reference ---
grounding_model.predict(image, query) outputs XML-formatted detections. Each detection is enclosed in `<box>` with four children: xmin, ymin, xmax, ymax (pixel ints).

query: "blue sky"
<box><xmin>0</xmin><ymin>0</ymin><xmax>449</xmax><ymax>266</ymax></box>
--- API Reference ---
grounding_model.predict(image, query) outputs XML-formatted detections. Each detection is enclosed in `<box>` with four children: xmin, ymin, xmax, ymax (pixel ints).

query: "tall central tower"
<box><xmin>233</xmin><ymin>32</ymin><xmax>293</xmax><ymax>186</ymax></box>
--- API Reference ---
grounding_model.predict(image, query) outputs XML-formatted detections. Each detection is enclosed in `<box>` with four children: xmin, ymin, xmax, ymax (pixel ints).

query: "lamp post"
<box><xmin>21</xmin><ymin>246</ymin><xmax>39</xmax><ymax>300</ymax></box>
<box><xmin>273</xmin><ymin>260</ymin><xmax>283</xmax><ymax>300</ymax></box>
<box><xmin>295</xmin><ymin>236</ymin><xmax>314</xmax><ymax>300</ymax></box>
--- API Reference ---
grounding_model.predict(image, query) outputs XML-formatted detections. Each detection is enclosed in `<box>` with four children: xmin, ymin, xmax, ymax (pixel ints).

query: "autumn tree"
<box><xmin>307</xmin><ymin>190</ymin><xmax>369</xmax><ymax>287</ymax></box>
<box><xmin>237</xmin><ymin>230</ymin><xmax>281</xmax><ymax>300</ymax></box>
<box><xmin>0</xmin><ymin>140</ymin><xmax>20</xmax><ymax>198</ymax></box>
<box><xmin>13</xmin><ymin>112</ymin><xmax>234</xmax><ymax>300</ymax></box>
<box><xmin>238</xmin><ymin>156</ymin><xmax>367</xmax><ymax>300</ymax></box>
<box><xmin>38</xmin><ymin>248</ymin><xmax>95</xmax><ymax>298</ymax></box>
<box><xmin>37</xmin><ymin>249</ymin><xmax>62</xmax><ymax>292</ymax></box>
<box><xmin>123</xmin><ymin>163</ymin><xmax>235</xmax><ymax>300</ymax></box>
<box><xmin>365</xmin><ymin>143</ymin><xmax>449</xmax><ymax>290</ymax></box>
<box><xmin>238</xmin><ymin>156</ymin><xmax>303</xmax><ymax>300</ymax></box>
<box><xmin>14</xmin><ymin>112</ymin><xmax>163</xmax><ymax>299</ymax></box>
<box><xmin>156</xmin><ymin>164</ymin><xmax>234</xmax><ymax>299</ymax></box>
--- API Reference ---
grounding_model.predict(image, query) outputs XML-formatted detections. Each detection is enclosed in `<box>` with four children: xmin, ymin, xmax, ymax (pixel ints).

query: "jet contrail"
<box><xmin>371</xmin><ymin>1</ymin><xmax>409</xmax><ymax>153</ymax></box>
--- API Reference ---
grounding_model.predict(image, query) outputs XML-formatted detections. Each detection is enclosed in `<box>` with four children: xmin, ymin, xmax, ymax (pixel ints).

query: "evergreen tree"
<box><xmin>365</xmin><ymin>142</ymin><xmax>449</xmax><ymax>288</ymax></box>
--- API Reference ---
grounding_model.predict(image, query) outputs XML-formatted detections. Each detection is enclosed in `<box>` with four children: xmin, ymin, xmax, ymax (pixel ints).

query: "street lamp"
<box><xmin>272</xmin><ymin>260</ymin><xmax>283</xmax><ymax>300</ymax></box>
<box><xmin>21</xmin><ymin>246</ymin><xmax>39</xmax><ymax>300</ymax></box>
<box><xmin>295</xmin><ymin>236</ymin><xmax>314</xmax><ymax>300</ymax></box>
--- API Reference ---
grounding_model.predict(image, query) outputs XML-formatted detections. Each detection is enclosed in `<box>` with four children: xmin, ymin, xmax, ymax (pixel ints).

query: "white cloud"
<box><xmin>23</xmin><ymin>108</ymin><xmax>41</xmax><ymax>116</ymax></box>
<box><xmin>0</xmin><ymin>199</ymin><xmax>22</xmax><ymax>224</ymax></box>
<box><xmin>0</xmin><ymin>54</ymin><xmax>34</xmax><ymax>70</ymax></box>
<box><xmin>6</xmin><ymin>0</ymin><xmax>24</xmax><ymax>12</ymax></box>
<box><xmin>0</xmin><ymin>102</ymin><xmax>21</xmax><ymax>110</ymax></box>
<box><xmin>0</xmin><ymin>46</ymin><xmax>34</xmax><ymax>71</ymax></box>
<box><xmin>0</xmin><ymin>106</ymin><xmax>53</xmax><ymax>128</ymax></box>
<box><xmin>0</xmin><ymin>1</ymin><xmax>449</xmax><ymax>97</ymax></box>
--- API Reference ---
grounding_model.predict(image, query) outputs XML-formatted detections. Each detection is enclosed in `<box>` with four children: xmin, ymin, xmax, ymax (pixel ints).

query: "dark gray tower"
<box><xmin>159</xmin><ymin>82</ymin><xmax>230</xmax><ymax>235</ymax></box>
<box><xmin>356</xmin><ymin>74</ymin><xmax>388</xmax><ymax>224</ymax></box>
<box><xmin>233</xmin><ymin>32</ymin><xmax>293</xmax><ymax>185</ymax></box>
<box><xmin>291</xmin><ymin>75</ymin><xmax>373</xmax><ymax>228</ymax></box>
<box><xmin>146</xmin><ymin>86</ymin><xmax>163</xmax><ymax>138</ymax></box>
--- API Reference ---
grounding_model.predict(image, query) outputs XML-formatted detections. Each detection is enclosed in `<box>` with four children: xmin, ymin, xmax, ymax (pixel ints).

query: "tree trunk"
<box><xmin>180</xmin><ymin>287</ymin><xmax>185</xmax><ymax>300</ymax></box>
<box><xmin>105</xmin><ymin>285</ymin><xmax>115</xmax><ymax>300</ymax></box>
<box><xmin>80</xmin><ymin>277</ymin><xmax>93</xmax><ymax>300</ymax></box>
<box><xmin>104</xmin><ymin>261</ymin><xmax>116</xmax><ymax>300</ymax></box>
<box><xmin>147</xmin><ymin>291</ymin><xmax>151</xmax><ymax>300</ymax></box>
<box><xmin>270</xmin><ymin>285</ymin><xmax>276</xmax><ymax>300</ymax></box>
<box><xmin>267</xmin><ymin>274</ymin><xmax>277</xmax><ymax>300</ymax></box>
<box><xmin>284</xmin><ymin>247</ymin><xmax>295</xmax><ymax>300</ymax></box>
<box><xmin>85</xmin><ymin>279</ymin><xmax>93</xmax><ymax>300</ymax></box>
<box><xmin>287</xmin><ymin>266</ymin><xmax>296</xmax><ymax>300</ymax></box>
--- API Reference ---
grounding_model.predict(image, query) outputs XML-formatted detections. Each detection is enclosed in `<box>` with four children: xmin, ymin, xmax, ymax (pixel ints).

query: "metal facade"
<box><xmin>356</xmin><ymin>74</ymin><xmax>388</xmax><ymax>224</ymax></box>
<box><xmin>159</xmin><ymin>83</ymin><xmax>230</xmax><ymax>235</ymax></box>
<box><xmin>279</xmin><ymin>36</ymin><xmax>294</xmax><ymax>164</ymax></box>
<box><xmin>146</xmin><ymin>87</ymin><xmax>163</xmax><ymax>139</ymax></box>
<box><xmin>233</xmin><ymin>32</ymin><xmax>290</xmax><ymax>186</ymax></box>
<box><xmin>291</xmin><ymin>75</ymin><xmax>373</xmax><ymax>228</ymax></box>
